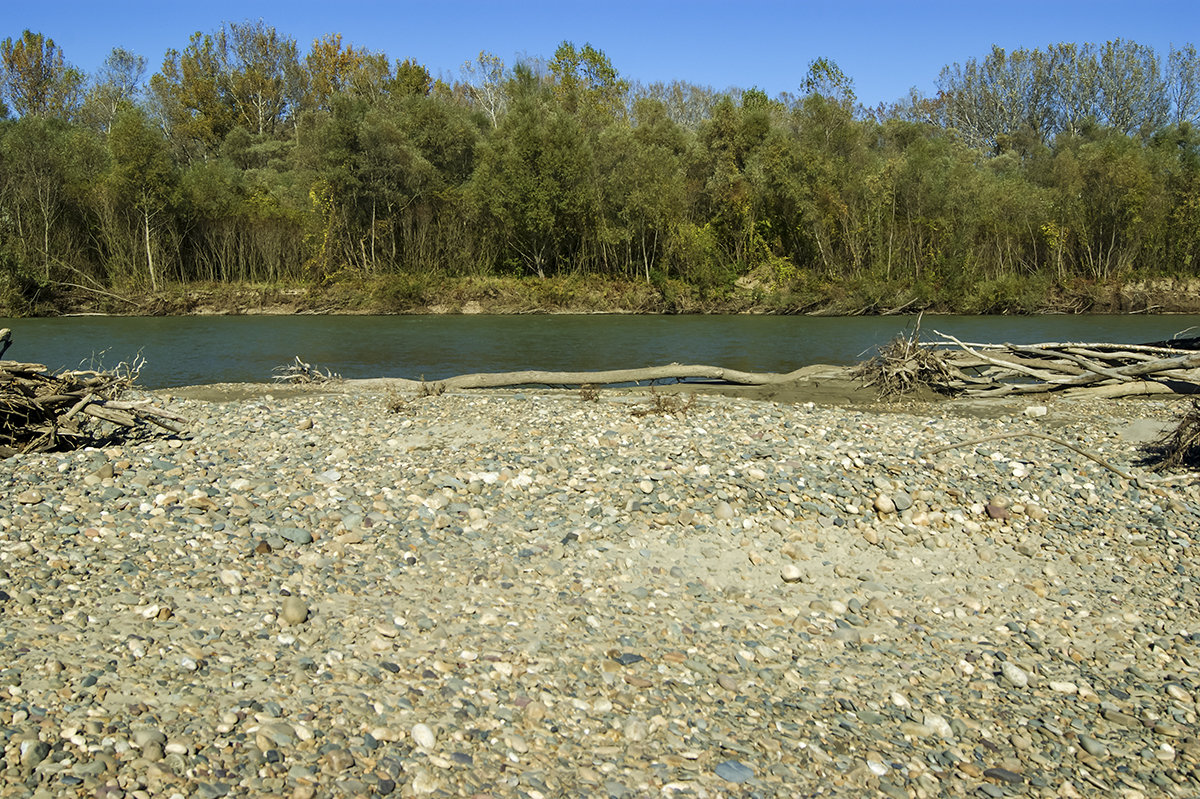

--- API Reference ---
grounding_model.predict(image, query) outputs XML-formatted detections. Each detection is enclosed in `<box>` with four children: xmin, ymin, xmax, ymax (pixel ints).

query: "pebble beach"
<box><xmin>2</xmin><ymin>383</ymin><xmax>1200</xmax><ymax>798</ymax></box>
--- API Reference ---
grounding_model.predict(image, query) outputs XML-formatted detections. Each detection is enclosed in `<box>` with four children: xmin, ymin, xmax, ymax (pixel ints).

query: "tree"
<box><xmin>216</xmin><ymin>20</ymin><xmax>303</xmax><ymax>137</ymax></box>
<box><xmin>461</xmin><ymin>51</ymin><xmax>507</xmax><ymax>127</ymax></box>
<box><xmin>107</xmin><ymin>108</ymin><xmax>179</xmax><ymax>290</ymax></box>
<box><xmin>472</xmin><ymin>67</ymin><xmax>597</xmax><ymax>277</ymax></box>
<box><xmin>1046</xmin><ymin>42</ymin><xmax>1100</xmax><ymax>136</ymax></box>
<box><xmin>1168</xmin><ymin>44</ymin><xmax>1200</xmax><ymax>125</ymax></box>
<box><xmin>0</xmin><ymin>30</ymin><xmax>83</xmax><ymax>119</ymax></box>
<box><xmin>802</xmin><ymin>57</ymin><xmax>856</xmax><ymax>108</ymax></box>
<box><xmin>632</xmin><ymin>80</ymin><xmax>717</xmax><ymax>131</ymax></box>
<box><xmin>0</xmin><ymin>117</ymin><xmax>103</xmax><ymax>283</ymax></box>
<box><xmin>391</xmin><ymin>59</ymin><xmax>431</xmax><ymax>97</ymax></box>
<box><xmin>937</xmin><ymin>46</ymin><xmax>1053</xmax><ymax>150</ymax></box>
<box><xmin>82</xmin><ymin>47</ymin><xmax>147</xmax><ymax>132</ymax></box>
<box><xmin>304</xmin><ymin>33</ymin><xmax>365</xmax><ymax>112</ymax></box>
<box><xmin>1095</xmin><ymin>39</ymin><xmax>1168</xmax><ymax>135</ymax></box>
<box><xmin>549</xmin><ymin>42</ymin><xmax>629</xmax><ymax>124</ymax></box>
<box><xmin>0</xmin><ymin>118</ymin><xmax>71</xmax><ymax>278</ymax></box>
<box><xmin>610</xmin><ymin>97</ymin><xmax>688</xmax><ymax>280</ymax></box>
<box><xmin>149</xmin><ymin>32</ymin><xmax>233</xmax><ymax>161</ymax></box>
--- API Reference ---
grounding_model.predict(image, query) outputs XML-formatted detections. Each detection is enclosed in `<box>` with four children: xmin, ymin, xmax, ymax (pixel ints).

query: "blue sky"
<box><xmin>9</xmin><ymin>0</ymin><xmax>1200</xmax><ymax>109</ymax></box>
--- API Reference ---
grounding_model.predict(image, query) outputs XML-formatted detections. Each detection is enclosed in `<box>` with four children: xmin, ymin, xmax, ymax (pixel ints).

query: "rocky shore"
<box><xmin>2</xmin><ymin>384</ymin><xmax>1199</xmax><ymax>798</ymax></box>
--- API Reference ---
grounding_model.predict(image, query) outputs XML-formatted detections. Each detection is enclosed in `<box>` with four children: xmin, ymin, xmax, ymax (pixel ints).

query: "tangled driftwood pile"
<box><xmin>272</xmin><ymin>356</ymin><xmax>342</xmax><ymax>384</ymax></box>
<box><xmin>858</xmin><ymin>322</ymin><xmax>1200</xmax><ymax>399</ymax></box>
<box><xmin>0</xmin><ymin>329</ymin><xmax>187</xmax><ymax>457</ymax></box>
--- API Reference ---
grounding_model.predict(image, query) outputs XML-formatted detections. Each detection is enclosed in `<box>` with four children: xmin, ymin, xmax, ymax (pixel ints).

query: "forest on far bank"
<box><xmin>3</xmin><ymin>25</ymin><xmax>1200</xmax><ymax>315</ymax></box>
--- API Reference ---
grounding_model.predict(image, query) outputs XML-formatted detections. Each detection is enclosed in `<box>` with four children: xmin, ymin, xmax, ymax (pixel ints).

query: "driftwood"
<box><xmin>0</xmin><ymin>334</ymin><xmax>187</xmax><ymax>457</ymax></box>
<box><xmin>863</xmin><ymin>328</ymin><xmax>1200</xmax><ymax>398</ymax></box>
<box><xmin>273</xmin><ymin>356</ymin><xmax>342</xmax><ymax>384</ymax></box>
<box><xmin>854</xmin><ymin>317</ymin><xmax>955</xmax><ymax>396</ymax></box>
<box><xmin>1142</xmin><ymin>399</ymin><xmax>1200</xmax><ymax>471</ymax></box>
<box><xmin>347</xmin><ymin>364</ymin><xmax>823</xmax><ymax>393</ymax></box>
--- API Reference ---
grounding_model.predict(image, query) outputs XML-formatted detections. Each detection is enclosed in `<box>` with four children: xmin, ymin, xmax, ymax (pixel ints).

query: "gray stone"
<box><xmin>714</xmin><ymin>759</ymin><xmax>754</xmax><ymax>783</ymax></box>
<box><xmin>277</xmin><ymin>527</ymin><xmax>313</xmax><ymax>544</ymax></box>
<box><xmin>1079</xmin><ymin>734</ymin><xmax>1108</xmax><ymax>758</ymax></box>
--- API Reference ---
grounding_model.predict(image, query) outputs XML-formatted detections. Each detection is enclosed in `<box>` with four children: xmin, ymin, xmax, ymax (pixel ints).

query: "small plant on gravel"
<box><xmin>631</xmin><ymin>386</ymin><xmax>694</xmax><ymax>417</ymax></box>
<box><xmin>417</xmin><ymin>377</ymin><xmax>444</xmax><ymax>397</ymax></box>
<box><xmin>1142</xmin><ymin>399</ymin><xmax>1200</xmax><ymax>471</ymax></box>
<box><xmin>385</xmin><ymin>391</ymin><xmax>411</xmax><ymax>414</ymax></box>
<box><xmin>579</xmin><ymin>383</ymin><xmax>600</xmax><ymax>402</ymax></box>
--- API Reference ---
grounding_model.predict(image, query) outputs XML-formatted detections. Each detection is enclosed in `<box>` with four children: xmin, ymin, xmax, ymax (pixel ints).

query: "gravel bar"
<box><xmin>2</xmin><ymin>385</ymin><xmax>1200</xmax><ymax>798</ymax></box>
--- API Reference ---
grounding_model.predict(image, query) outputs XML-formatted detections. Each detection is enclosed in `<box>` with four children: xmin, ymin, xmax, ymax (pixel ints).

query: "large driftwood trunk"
<box><xmin>346</xmin><ymin>364</ymin><xmax>824</xmax><ymax>392</ymax></box>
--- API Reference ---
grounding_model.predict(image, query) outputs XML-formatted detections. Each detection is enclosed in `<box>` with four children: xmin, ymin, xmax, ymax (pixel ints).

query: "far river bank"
<box><xmin>7</xmin><ymin>273</ymin><xmax>1200</xmax><ymax>318</ymax></box>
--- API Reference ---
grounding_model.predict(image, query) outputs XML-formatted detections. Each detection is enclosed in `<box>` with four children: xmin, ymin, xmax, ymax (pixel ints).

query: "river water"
<box><xmin>3</xmin><ymin>314</ymin><xmax>1199</xmax><ymax>389</ymax></box>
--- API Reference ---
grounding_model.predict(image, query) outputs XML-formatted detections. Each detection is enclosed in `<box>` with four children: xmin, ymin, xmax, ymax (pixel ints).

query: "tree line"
<box><xmin>2</xmin><ymin>25</ymin><xmax>1200</xmax><ymax>313</ymax></box>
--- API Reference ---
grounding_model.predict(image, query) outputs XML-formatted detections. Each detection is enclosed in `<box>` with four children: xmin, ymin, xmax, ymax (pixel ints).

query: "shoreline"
<box><xmin>8</xmin><ymin>274</ymin><xmax>1200</xmax><ymax>318</ymax></box>
<box><xmin>2</xmin><ymin>388</ymin><xmax>1198</xmax><ymax>796</ymax></box>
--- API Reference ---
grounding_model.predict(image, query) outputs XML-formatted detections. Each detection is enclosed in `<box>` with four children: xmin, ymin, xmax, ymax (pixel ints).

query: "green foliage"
<box><xmin>2</xmin><ymin>25</ymin><xmax>1200</xmax><ymax>313</ymax></box>
<box><xmin>959</xmin><ymin>273</ymin><xmax>1054</xmax><ymax>314</ymax></box>
<box><xmin>549</xmin><ymin>41</ymin><xmax>629</xmax><ymax>124</ymax></box>
<box><xmin>802</xmin><ymin>58</ymin><xmax>855</xmax><ymax>107</ymax></box>
<box><xmin>0</xmin><ymin>30</ymin><xmax>83</xmax><ymax>120</ymax></box>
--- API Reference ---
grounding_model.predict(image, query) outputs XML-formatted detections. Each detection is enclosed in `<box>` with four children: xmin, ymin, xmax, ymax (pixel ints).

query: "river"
<box><xmin>2</xmin><ymin>314</ymin><xmax>1199</xmax><ymax>389</ymax></box>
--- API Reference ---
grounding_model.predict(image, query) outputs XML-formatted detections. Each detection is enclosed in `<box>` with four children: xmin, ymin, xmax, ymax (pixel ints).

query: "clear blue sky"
<box><xmin>9</xmin><ymin>0</ymin><xmax>1200</xmax><ymax>109</ymax></box>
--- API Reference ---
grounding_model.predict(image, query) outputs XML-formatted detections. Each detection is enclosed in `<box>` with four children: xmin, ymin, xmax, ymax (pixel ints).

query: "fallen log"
<box><xmin>348</xmin><ymin>363</ymin><xmax>822</xmax><ymax>392</ymax></box>
<box><xmin>1062</xmin><ymin>382</ymin><xmax>1186</xmax><ymax>399</ymax></box>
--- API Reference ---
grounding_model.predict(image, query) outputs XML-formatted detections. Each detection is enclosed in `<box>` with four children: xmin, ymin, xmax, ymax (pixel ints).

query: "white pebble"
<box><xmin>411</xmin><ymin>723</ymin><xmax>436</xmax><ymax>750</ymax></box>
<box><xmin>923</xmin><ymin>712</ymin><xmax>955</xmax><ymax>740</ymax></box>
<box><xmin>1001</xmin><ymin>661</ymin><xmax>1029</xmax><ymax>688</ymax></box>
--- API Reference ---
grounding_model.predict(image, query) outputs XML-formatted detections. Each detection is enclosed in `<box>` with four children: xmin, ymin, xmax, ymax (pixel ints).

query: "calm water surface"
<box><xmin>3</xmin><ymin>314</ymin><xmax>1199</xmax><ymax>389</ymax></box>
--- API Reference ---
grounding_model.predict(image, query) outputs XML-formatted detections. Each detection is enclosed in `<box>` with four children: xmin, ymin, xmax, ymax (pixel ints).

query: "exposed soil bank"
<box><xmin>9</xmin><ymin>274</ymin><xmax>1200</xmax><ymax>317</ymax></box>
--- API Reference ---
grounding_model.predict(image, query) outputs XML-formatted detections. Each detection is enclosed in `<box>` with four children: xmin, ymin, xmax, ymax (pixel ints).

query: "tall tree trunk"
<box><xmin>144</xmin><ymin>207</ymin><xmax>158</xmax><ymax>292</ymax></box>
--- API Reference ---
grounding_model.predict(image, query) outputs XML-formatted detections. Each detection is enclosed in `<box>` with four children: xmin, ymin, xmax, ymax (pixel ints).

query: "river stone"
<box><xmin>280</xmin><ymin>596</ymin><xmax>309</xmax><ymax>626</ymax></box>
<box><xmin>277</xmin><ymin>527</ymin><xmax>313</xmax><ymax>545</ymax></box>
<box><xmin>986</xmin><ymin>499</ymin><xmax>1010</xmax><ymax>520</ymax></box>
<box><xmin>1</xmin><ymin>382</ymin><xmax>1193</xmax><ymax>799</ymax></box>
<box><xmin>412</xmin><ymin>723</ymin><xmax>436</xmax><ymax>750</ymax></box>
<box><xmin>923</xmin><ymin>712</ymin><xmax>955</xmax><ymax>740</ymax></box>
<box><xmin>1079</xmin><ymin>735</ymin><xmax>1108</xmax><ymax>757</ymax></box>
<box><xmin>16</xmin><ymin>489</ymin><xmax>43</xmax><ymax>505</ymax></box>
<box><xmin>1000</xmin><ymin>661</ymin><xmax>1029</xmax><ymax>688</ymax></box>
<box><xmin>133</xmin><ymin>727</ymin><xmax>166</xmax><ymax>747</ymax></box>
<box><xmin>19</xmin><ymin>739</ymin><xmax>50</xmax><ymax>769</ymax></box>
<box><xmin>714</xmin><ymin>760</ymin><xmax>754</xmax><ymax>783</ymax></box>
